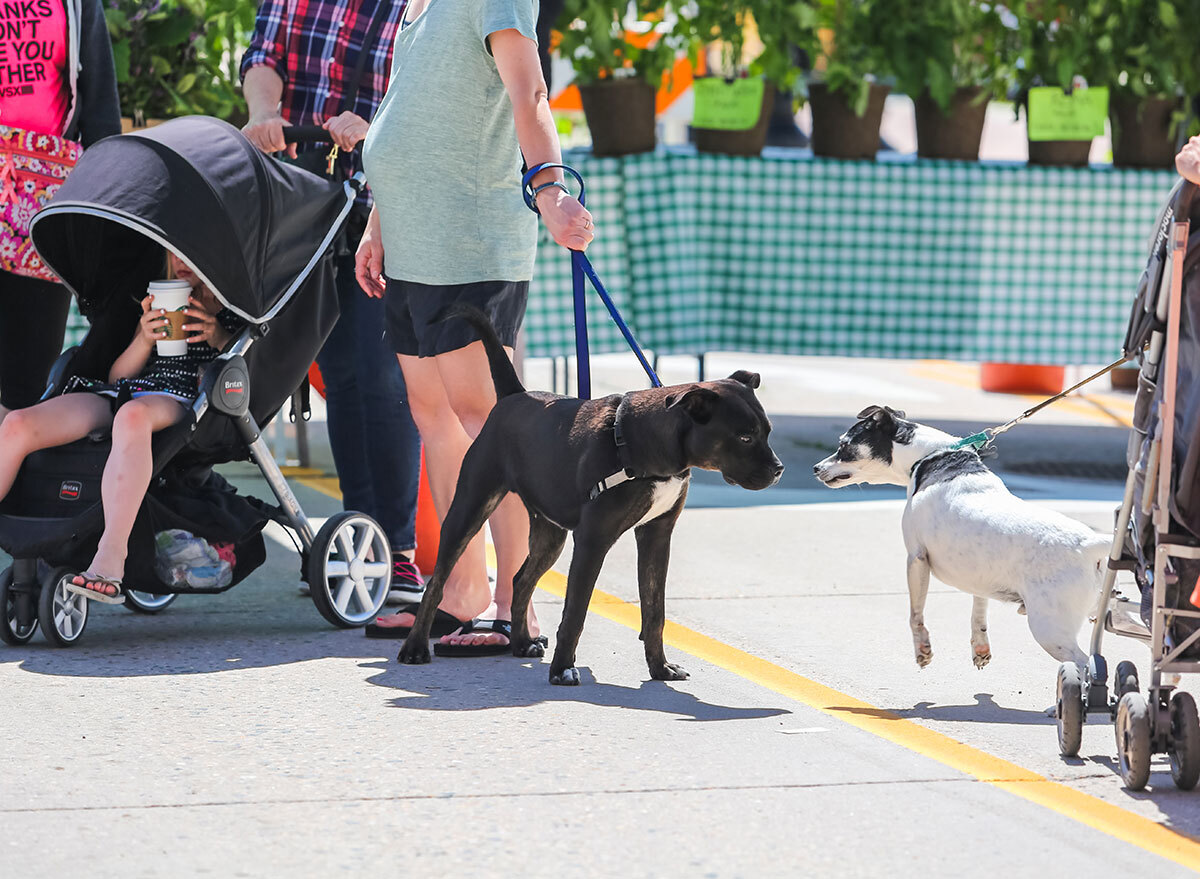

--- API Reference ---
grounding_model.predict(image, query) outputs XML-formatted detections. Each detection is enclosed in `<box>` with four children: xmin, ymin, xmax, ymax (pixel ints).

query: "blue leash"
<box><xmin>522</xmin><ymin>163</ymin><xmax>662</xmax><ymax>399</ymax></box>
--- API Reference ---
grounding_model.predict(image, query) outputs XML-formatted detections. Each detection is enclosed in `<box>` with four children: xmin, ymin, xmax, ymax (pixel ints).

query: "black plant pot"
<box><xmin>809</xmin><ymin>82</ymin><xmax>890</xmax><ymax>160</ymax></box>
<box><xmin>915</xmin><ymin>86</ymin><xmax>989</xmax><ymax>161</ymax></box>
<box><xmin>579</xmin><ymin>79</ymin><xmax>656</xmax><ymax>158</ymax></box>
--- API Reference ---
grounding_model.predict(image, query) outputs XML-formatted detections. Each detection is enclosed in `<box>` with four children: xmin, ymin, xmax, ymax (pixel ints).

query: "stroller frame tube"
<box><xmin>192</xmin><ymin>332</ymin><xmax>317</xmax><ymax>549</ymax></box>
<box><xmin>1089</xmin><ymin>214</ymin><xmax>1196</xmax><ymax>726</ymax></box>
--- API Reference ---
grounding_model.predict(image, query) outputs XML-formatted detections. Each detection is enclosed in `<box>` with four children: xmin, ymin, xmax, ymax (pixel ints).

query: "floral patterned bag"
<box><xmin>0</xmin><ymin>126</ymin><xmax>83</xmax><ymax>282</ymax></box>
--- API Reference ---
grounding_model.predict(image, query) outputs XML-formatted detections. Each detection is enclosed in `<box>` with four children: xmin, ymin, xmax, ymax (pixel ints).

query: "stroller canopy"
<box><xmin>30</xmin><ymin>116</ymin><xmax>353</xmax><ymax>323</ymax></box>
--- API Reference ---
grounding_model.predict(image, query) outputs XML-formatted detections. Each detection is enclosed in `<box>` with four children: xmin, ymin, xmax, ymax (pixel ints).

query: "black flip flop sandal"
<box><xmin>433</xmin><ymin>618</ymin><xmax>515</xmax><ymax>657</ymax></box>
<box><xmin>364</xmin><ymin>603</ymin><xmax>467</xmax><ymax>639</ymax></box>
<box><xmin>430</xmin><ymin>621</ymin><xmax>545</xmax><ymax>656</ymax></box>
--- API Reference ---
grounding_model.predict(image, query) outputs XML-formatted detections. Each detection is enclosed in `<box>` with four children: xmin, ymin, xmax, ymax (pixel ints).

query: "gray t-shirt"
<box><xmin>362</xmin><ymin>0</ymin><xmax>540</xmax><ymax>285</ymax></box>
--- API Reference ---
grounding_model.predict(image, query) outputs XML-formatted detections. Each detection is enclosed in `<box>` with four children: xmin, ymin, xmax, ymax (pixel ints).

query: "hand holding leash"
<box><xmin>523</xmin><ymin>163</ymin><xmax>660</xmax><ymax>397</ymax></box>
<box><xmin>528</xmin><ymin>169</ymin><xmax>593</xmax><ymax>251</ymax></box>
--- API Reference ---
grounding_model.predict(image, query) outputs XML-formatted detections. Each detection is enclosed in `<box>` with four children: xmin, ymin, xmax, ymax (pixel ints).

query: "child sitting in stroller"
<box><xmin>0</xmin><ymin>251</ymin><xmax>241</xmax><ymax>604</ymax></box>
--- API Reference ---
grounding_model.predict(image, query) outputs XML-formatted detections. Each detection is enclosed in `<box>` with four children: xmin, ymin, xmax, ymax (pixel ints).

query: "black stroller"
<box><xmin>0</xmin><ymin>117</ymin><xmax>392</xmax><ymax>647</ymax></box>
<box><xmin>1054</xmin><ymin>179</ymin><xmax>1200</xmax><ymax>790</ymax></box>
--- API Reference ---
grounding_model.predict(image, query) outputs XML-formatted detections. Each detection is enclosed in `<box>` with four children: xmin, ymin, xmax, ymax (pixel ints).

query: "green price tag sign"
<box><xmin>1027</xmin><ymin>86</ymin><xmax>1109</xmax><ymax>141</ymax></box>
<box><xmin>692</xmin><ymin>77</ymin><xmax>765</xmax><ymax>131</ymax></box>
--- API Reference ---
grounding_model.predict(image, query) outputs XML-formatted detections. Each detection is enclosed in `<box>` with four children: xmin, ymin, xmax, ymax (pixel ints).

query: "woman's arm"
<box><xmin>490</xmin><ymin>28</ymin><xmax>594</xmax><ymax>252</ymax></box>
<box><xmin>242</xmin><ymin>66</ymin><xmax>297</xmax><ymax>159</ymax></box>
<box><xmin>74</xmin><ymin>0</ymin><xmax>122</xmax><ymax>145</ymax></box>
<box><xmin>109</xmin><ymin>297</ymin><xmax>165</xmax><ymax>381</ymax></box>
<box><xmin>356</xmin><ymin>206</ymin><xmax>388</xmax><ymax>298</ymax></box>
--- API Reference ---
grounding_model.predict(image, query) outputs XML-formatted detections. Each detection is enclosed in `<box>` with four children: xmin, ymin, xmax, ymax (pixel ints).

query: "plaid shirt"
<box><xmin>240</xmin><ymin>0</ymin><xmax>407</xmax><ymax>204</ymax></box>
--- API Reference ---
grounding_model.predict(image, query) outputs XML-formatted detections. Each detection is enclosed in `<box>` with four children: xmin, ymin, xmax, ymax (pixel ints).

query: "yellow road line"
<box><xmin>290</xmin><ymin>473</ymin><xmax>1199</xmax><ymax>869</ymax></box>
<box><xmin>282</xmin><ymin>468</ymin><xmax>342</xmax><ymax>500</ymax></box>
<box><xmin>528</xmin><ymin>565</ymin><xmax>1200</xmax><ymax>870</ymax></box>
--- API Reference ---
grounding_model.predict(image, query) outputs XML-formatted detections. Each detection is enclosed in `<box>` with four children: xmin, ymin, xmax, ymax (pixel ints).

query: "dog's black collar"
<box><xmin>589</xmin><ymin>395</ymin><xmax>644</xmax><ymax>501</ymax></box>
<box><xmin>909</xmin><ymin>446</ymin><xmax>978</xmax><ymax>483</ymax></box>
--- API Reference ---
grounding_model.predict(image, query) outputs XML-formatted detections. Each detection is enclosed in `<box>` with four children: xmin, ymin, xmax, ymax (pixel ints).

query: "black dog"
<box><xmin>398</xmin><ymin>308</ymin><xmax>783</xmax><ymax>684</ymax></box>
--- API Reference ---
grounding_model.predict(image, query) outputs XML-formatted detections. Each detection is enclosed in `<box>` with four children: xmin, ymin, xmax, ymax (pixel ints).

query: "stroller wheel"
<box><xmin>1056</xmin><ymin>662</ymin><xmax>1084</xmax><ymax>757</ymax></box>
<box><xmin>1168</xmin><ymin>691</ymin><xmax>1200</xmax><ymax>790</ymax></box>
<box><xmin>38</xmin><ymin>568</ymin><xmax>89</xmax><ymax>648</ymax></box>
<box><xmin>307</xmin><ymin>511</ymin><xmax>392</xmax><ymax>628</ymax></box>
<box><xmin>1115</xmin><ymin>691</ymin><xmax>1152</xmax><ymax>791</ymax></box>
<box><xmin>1115</xmin><ymin>660</ymin><xmax>1139</xmax><ymax>697</ymax></box>
<box><xmin>124</xmin><ymin>590</ymin><xmax>178</xmax><ymax>614</ymax></box>
<box><xmin>0</xmin><ymin>566</ymin><xmax>38</xmax><ymax>646</ymax></box>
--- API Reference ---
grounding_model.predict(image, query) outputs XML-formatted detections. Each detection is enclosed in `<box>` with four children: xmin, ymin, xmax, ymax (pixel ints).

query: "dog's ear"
<box><xmin>857</xmin><ymin>405</ymin><xmax>896</xmax><ymax>431</ymax></box>
<box><xmin>727</xmin><ymin>370</ymin><xmax>761</xmax><ymax>389</ymax></box>
<box><xmin>666</xmin><ymin>386</ymin><xmax>720</xmax><ymax>424</ymax></box>
<box><xmin>884</xmin><ymin>405</ymin><xmax>907</xmax><ymax>420</ymax></box>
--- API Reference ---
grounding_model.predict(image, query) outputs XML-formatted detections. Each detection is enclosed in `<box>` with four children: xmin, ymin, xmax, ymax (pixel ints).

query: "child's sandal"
<box><xmin>63</xmin><ymin>572</ymin><xmax>125</xmax><ymax>605</ymax></box>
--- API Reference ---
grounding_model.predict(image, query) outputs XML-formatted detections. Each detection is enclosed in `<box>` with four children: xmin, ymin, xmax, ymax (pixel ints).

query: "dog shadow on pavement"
<box><xmin>823</xmin><ymin>693</ymin><xmax>1053</xmax><ymax>726</ymax></box>
<box><xmin>362</xmin><ymin>658</ymin><xmax>793</xmax><ymax>723</ymax></box>
<box><xmin>0</xmin><ymin>598</ymin><xmax>793</xmax><ymax>724</ymax></box>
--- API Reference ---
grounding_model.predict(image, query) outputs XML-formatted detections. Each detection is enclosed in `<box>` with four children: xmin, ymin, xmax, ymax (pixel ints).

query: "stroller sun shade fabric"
<box><xmin>29</xmin><ymin>116</ymin><xmax>351</xmax><ymax>322</ymax></box>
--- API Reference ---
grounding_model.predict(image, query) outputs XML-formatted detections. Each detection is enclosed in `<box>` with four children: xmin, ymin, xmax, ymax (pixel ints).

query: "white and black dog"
<box><xmin>814</xmin><ymin>406</ymin><xmax>1107</xmax><ymax>669</ymax></box>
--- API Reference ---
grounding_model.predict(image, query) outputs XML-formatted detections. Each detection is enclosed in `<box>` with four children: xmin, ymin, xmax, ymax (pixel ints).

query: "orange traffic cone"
<box><xmin>414</xmin><ymin>448</ymin><xmax>441</xmax><ymax>574</ymax></box>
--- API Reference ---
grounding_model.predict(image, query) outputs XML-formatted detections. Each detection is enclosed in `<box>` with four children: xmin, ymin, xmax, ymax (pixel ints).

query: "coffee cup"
<box><xmin>147</xmin><ymin>280</ymin><xmax>193</xmax><ymax>356</ymax></box>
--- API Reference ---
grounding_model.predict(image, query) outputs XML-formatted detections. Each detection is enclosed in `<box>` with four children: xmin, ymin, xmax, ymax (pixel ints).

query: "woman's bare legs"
<box><xmin>375</xmin><ymin>343</ymin><xmax>536</xmax><ymax>648</ymax></box>
<box><xmin>434</xmin><ymin>342</ymin><xmax>533</xmax><ymax>648</ymax></box>
<box><xmin>0</xmin><ymin>394</ymin><xmax>113</xmax><ymax>502</ymax></box>
<box><xmin>75</xmin><ymin>395</ymin><xmax>186</xmax><ymax>596</ymax></box>
<box><xmin>370</xmin><ymin>353</ymin><xmax>492</xmax><ymax>627</ymax></box>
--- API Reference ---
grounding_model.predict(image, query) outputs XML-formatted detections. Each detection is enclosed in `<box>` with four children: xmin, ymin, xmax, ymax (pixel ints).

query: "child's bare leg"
<box><xmin>0</xmin><ymin>394</ymin><xmax>113</xmax><ymax>502</ymax></box>
<box><xmin>77</xmin><ymin>396</ymin><xmax>185</xmax><ymax>596</ymax></box>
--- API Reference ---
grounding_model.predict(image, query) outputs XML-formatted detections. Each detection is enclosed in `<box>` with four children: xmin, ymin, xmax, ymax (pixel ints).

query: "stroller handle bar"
<box><xmin>1175</xmin><ymin>179</ymin><xmax>1197</xmax><ymax>218</ymax></box>
<box><xmin>282</xmin><ymin>125</ymin><xmax>364</xmax><ymax>149</ymax></box>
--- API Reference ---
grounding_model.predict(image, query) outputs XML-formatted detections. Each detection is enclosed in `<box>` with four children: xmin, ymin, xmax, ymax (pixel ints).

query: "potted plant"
<box><xmin>679</xmin><ymin>1</ymin><xmax>814</xmax><ymax>156</ymax></box>
<box><xmin>800</xmin><ymin>0</ymin><xmax>893</xmax><ymax>160</ymax></box>
<box><xmin>106</xmin><ymin>0</ymin><xmax>252</xmax><ymax>129</ymax></box>
<box><xmin>884</xmin><ymin>1</ymin><xmax>1018</xmax><ymax>160</ymax></box>
<box><xmin>1092</xmin><ymin>0</ymin><xmax>1197</xmax><ymax>168</ymax></box>
<box><xmin>1013</xmin><ymin>1</ymin><xmax>1109</xmax><ymax>167</ymax></box>
<box><xmin>557</xmin><ymin>0</ymin><xmax>683</xmax><ymax>157</ymax></box>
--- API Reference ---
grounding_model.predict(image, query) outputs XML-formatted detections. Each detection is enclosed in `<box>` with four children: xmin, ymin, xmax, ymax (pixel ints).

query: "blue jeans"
<box><xmin>316</xmin><ymin>253</ymin><xmax>420</xmax><ymax>552</ymax></box>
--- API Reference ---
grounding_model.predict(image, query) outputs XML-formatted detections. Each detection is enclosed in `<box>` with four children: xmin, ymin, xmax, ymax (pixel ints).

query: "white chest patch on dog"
<box><xmin>636</xmin><ymin>476</ymin><xmax>687</xmax><ymax>527</ymax></box>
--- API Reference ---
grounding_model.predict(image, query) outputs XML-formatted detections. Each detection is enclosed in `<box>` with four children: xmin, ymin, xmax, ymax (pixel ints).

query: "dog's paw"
<box><xmin>512</xmin><ymin>639</ymin><xmax>545</xmax><ymax>659</ymax></box>
<box><xmin>914</xmin><ymin>644</ymin><xmax>933</xmax><ymax>669</ymax></box>
<box><xmin>397</xmin><ymin>639</ymin><xmax>431</xmax><ymax>665</ymax></box>
<box><xmin>973</xmin><ymin>646</ymin><xmax>992</xmax><ymax>669</ymax></box>
<box><xmin>650</xmin><ymin>662</ymin><xmax>690</xmax><ymax>681</ymax></box>
<box><xmin>549</xmin><ymin>667</ymin><xmax>581</xmax><ymax>686</ymax></box>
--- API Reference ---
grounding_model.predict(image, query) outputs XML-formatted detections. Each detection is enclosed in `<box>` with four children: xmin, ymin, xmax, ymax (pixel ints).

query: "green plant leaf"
<box><xmin>103</xmin><ymin>8</ymin><xmax>129</xmax><ymax>36</ymax></box>
<box><xmin>111</xmin><ymin>40</ymin><xmax>131</xmax><ymax>84</ymax></box>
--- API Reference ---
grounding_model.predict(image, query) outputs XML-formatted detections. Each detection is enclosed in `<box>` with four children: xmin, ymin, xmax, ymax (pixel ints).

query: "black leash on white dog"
<box><xmin>952</xmin><ymin>354</ymin><xmax>1134</xmax><ymax>453</ymax></box>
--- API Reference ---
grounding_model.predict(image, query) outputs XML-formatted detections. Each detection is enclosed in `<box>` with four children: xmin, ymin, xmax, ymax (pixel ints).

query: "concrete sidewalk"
<box><xmin>4</xmin><ymin>355</ymin><xmax>1198</xmax><ymax>877</ymax></box>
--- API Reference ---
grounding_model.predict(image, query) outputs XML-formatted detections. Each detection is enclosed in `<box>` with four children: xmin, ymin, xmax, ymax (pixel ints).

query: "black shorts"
<box><xmin>384</xmin><ymin>277</ymin><xmax>529</xmax><ymax>357</ymax></box>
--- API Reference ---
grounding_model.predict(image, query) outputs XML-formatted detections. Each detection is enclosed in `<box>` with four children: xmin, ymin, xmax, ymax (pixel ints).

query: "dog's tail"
<box><xmin>440</xmin><ymin>304</ymin><xmax>526</xmax><ymax>399</ymax></box>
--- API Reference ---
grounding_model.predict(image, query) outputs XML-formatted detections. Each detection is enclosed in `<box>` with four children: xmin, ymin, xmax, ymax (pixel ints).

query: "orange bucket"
<box><xmin>979</xmin><ymin>363</ymin><xmax>1066</xmax><ymax>395</ymax></box>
